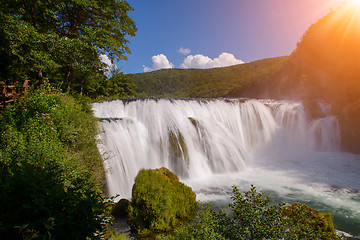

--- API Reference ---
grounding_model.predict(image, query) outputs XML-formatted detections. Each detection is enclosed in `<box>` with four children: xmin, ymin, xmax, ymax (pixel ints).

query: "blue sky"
<box><xmin>115</xmin><ymin>0</ymin><xmax>342</xmax><ymax>74</ymax></box>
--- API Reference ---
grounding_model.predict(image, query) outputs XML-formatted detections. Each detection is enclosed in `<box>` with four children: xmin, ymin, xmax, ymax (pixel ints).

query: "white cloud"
<box><xmin>180</xmin><ymin>52</ymin><xmax>244</xmax><ymax>69</ymax></box>
<box><xmin>143</xmin><ymin>54</ymin><xmax>174</xmax><ymax>72</ymax></box>
<box><xmin>100</xmin><ymin>54</ymin><xmax>117</xmax><ymax>73</ymax></box>
<box><xmin>143</xmin><ymin>65</ymin><xmax>152</xmax><ymax>72</ymax></box>
<box><xmin>178</xmin><ymin>47</ymin><xmax>191</xmax><ymax>55</ymax></box>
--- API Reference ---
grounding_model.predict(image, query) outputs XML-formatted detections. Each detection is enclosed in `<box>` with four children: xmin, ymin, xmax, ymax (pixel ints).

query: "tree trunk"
<box><xmin>66</xmin><ymin>66</ymin><xmax>72</xmax><ymax>92</ymax></box>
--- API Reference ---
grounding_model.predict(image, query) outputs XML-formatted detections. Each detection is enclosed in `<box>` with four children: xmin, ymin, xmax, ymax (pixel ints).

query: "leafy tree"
<box><xmin>0</xmin><ymin>0</ymin><xmax>137</xmax><ymax>95</ymax></box>
<box><xmin>225</xmin><ymin>185</ymin><xmax>285</xmax><ymax>239</ymax></box>
<box><xmin>95</xmin><ymin>69</ymin><xmax>137</xmax><ymax>99</ymax></box>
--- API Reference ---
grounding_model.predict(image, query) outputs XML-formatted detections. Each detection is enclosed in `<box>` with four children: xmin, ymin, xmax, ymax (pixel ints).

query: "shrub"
<box><xmin>158</xmin><ymin>185</ymin><xmax>340</xmax><ymax>240</ymax></box>
<box><xmin>156</xmin><ymin>204</ymin><xmax>227</xmax><ymax>240</ymax></box>
<box><xmin>0</xmin><ymin>90</ymin><xmax>107</xmax><ymax>239</ymax></box>
<box><xmin>226</xmin><ymin>185</ymin><xmax>286</xmax><ymax>239</ymax></box>
<box><xmin>128</xmin><ymin>167</ymin><xmax>196</xmax><ymax>233</ymax></box>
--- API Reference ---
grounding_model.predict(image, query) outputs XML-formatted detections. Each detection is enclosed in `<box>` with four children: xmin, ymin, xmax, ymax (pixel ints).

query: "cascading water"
<box><xmin>93</xmin><ymin>98</ymin><xmax>360</xmax><ymax>237</ymax></box>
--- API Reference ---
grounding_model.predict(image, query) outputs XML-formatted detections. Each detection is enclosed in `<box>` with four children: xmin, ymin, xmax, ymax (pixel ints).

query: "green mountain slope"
<box><xmin>129</xmin><ymin>56</ymin><xmax>289</xmax><ymax>98</ymax></box>
<box><xmin>267</xmin><ymin>2</ymin><xmax>360</xmax><ymax>153</ymax></box>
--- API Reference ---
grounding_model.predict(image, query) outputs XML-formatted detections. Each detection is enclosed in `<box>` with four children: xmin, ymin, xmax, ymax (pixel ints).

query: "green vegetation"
<box><xmin>157</xmin><ymin>185</ymin><xmax>339</xmax><ymax>240</ymax></box>
<box><xmin>107</xmin><ymin>233</ymin><xmax>130</xmax><ymax>240</ymax></box>
<box><xmin>129</xmin><ymin>56</ymin><xmax>289</xmax><ymax>98</ymax></box>
<box><xmin>127</xmin><ymin>170</ymin><xmax>338</xmax><ymax>239</ymax></box>
<box><xmin>282</xmin><ymin>203</ymin><xmax>336</xmax><ymax>238</ymax></box>
<box><xmin>0</xmin><ymin>0</ymin><xmax>137</xmax><ymax>97</ymax></box>
<box><xmin>128</xmin><ymin>167</ymin><xmax>196</xmax><ymax>234</ymax></box>
<box><xmin>0</xmin><ymin>1</ymin><xmax>138</xmax><ymax>237</ymax></box>
<box><xmin>95</xmin><ymin>70</ymin><xmax>137</xmax><ymax>101</ymax></box>
<box><xmin>0</xmin><ymin>89</ymin><xmax>107</xmax><ymax>239</ymax></box>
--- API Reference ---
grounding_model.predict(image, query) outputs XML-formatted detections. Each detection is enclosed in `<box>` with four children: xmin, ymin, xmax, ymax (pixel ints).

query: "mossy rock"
<box><xmin>302</xmin><ymin>99</ymin><xmax>326</xmax><ymax>120</ymax></box>
<box><xmin>342</xmin><ymin>99</ymin><xmax>360</xmax><ymax>122</ymax></box>
<box><xmin>188</xmin><ymin>117</ymin><xmax>199</xmax><ymax>128</ymax></box>
<box><xmin>283</xmin><ymin>203</ymin><xmax>336</xmax><ymax>235</ymax></box>
<box><xmin>168</xmin><ymin>130</ymin><xmax>189</xmax><ymax>177</ymax></box>
<box><xmin>111</xmin><ymin>198</ymin><xmax>130</xmax><ymax>218</ymax></box>
<box><xmin>128</xmin><ymin>167</ymin><xmax>196</xmax><ymax>233</ymax></box>
<box><xmin>339</xmin><ymin>99</ymin><xmax>360</xmax><ymax>153</ymax></box>
<box><xmin>168</xmin><ymin>130</ymin><xmax>188</xmax><ymax>160</ymax></box>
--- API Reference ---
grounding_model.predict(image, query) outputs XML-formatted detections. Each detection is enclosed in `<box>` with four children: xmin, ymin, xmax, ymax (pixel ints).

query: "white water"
<box><xmin>93</xmin><ymin>98</ymin><xmax>360</xmax><ymax>237</ymax></box>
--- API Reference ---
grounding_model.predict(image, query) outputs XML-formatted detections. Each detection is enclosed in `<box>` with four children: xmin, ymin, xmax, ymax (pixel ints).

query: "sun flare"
<box><xmin>348</xmin><ymin>0</ymin><xmax>360</xmax><ymax>7</ymax></box>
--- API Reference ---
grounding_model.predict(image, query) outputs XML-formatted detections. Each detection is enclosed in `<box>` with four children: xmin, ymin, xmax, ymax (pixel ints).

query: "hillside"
<box><xmin>265</xmin><ymin>1</ymin><xmax>360</xmax><ymax>153</ymax></box>
<box><xmin>271</xmin><ymin>2</ymin><xmax>360</xmax><ymax>101</ymax></box>
<box><xmin>129</xmin><ymin>56</ymin><xmax>289</xmax><ymax>98</ymax></box>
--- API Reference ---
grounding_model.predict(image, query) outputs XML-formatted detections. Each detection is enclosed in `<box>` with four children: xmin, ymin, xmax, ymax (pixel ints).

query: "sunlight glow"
<box><xmin>348</xmin><ymin>0</ymin><xmax>360</xmax><ymax>7</ymax></box>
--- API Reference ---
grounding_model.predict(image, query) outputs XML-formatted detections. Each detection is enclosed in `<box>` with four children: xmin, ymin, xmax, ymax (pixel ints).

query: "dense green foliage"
<box><xmin>157</xmin><ymin>186</ymin><xmax>339</xmax><ymax>240</ymax></box>
<box><xmin>95</xmin><ymin>70</ymin><xmax>137</xmax><ymax>101</ymax></box>
<box><xmin>0</xmin><ymin>0</ymin><xmax>136</xmax><ymax>96</ymax></box>
<box><xmin>129</xmin><ymin>57</ymin><xmax>288</xmax><ymax>98</ymax></box>
<box><xmin>128</xmin><ymin>167</ymin><xmax>196</xmax><ymax>233</ymax></box>
<box><xmin>0</xmin><ymin>89</ymin><xmax>107</xmax><ymax>239</ymax></box>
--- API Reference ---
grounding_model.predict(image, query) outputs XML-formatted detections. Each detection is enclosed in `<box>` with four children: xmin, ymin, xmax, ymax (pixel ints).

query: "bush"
<box><xmin>128</xmin><ymin>167</ymin><xmax>196</xmax><ymax>233</ymax></box>
<box><xmin>226</xmin><ymin>185</ymin><xmax>286</xmax><ymax>239</ymax></box>
<box><xmin>0</xmin><ymin>90</ymin><xmax>107</xmax><ymax>239</ymax></box>
<box><xmin>158</xmin><ymin>185</ymin><xmax>340</xmax><ymax>240</ymax></box>
<box><xmin>156</xmin><ymin>204</ymin><xmax>227</xmax><ymax>240</ymax></box>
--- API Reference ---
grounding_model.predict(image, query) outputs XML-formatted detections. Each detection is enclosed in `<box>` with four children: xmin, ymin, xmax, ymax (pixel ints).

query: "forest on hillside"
<box><xmin>129</xmin><ymin>57</ymin><xmax>289</xmax><ymax>98</ymax></box>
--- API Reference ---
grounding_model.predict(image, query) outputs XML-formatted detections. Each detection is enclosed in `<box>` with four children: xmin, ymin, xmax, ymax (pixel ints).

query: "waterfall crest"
<box><xmin>93</xmin><ymin>98</ymin><xmax>340</xmax><ymax>198</ymax></box>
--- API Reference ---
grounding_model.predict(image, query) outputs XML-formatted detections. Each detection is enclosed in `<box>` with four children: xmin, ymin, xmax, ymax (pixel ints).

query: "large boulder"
<box><xmin>127</xmin><ymin>167</ymin><xmax>196</xmax><ymax>233</ymax></box>
<box><xmin>302</xmin><ymin>99</ymin><xmax>325</xmax><ymax>120</ymax></box>
<box><xmin>283</xmin><ymin>203</ymin><xmax>336</xmax><ymax>236</ymax></box>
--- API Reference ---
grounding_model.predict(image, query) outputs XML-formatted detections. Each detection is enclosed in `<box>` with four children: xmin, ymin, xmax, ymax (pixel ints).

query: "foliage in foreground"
<box><xmin>157</xmin><ymin>185</ymin><xmax>339</xmax><ymax>240</ymax></box>
<box><xmin>0</xmin><ymin>90</ymin><xmax>107</xmax><ymax>239</ymax></box>
<box><xmin>128</xmin><ymin>167</ymin><xmax>196</xmax><ymax>233</ymax></box>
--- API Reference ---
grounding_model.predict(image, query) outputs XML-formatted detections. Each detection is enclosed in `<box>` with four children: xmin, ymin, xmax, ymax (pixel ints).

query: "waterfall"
<box><xmin>93</xmin><ymin>98</ymin><xmax>340</xmax><ymax>199</ymax></box>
